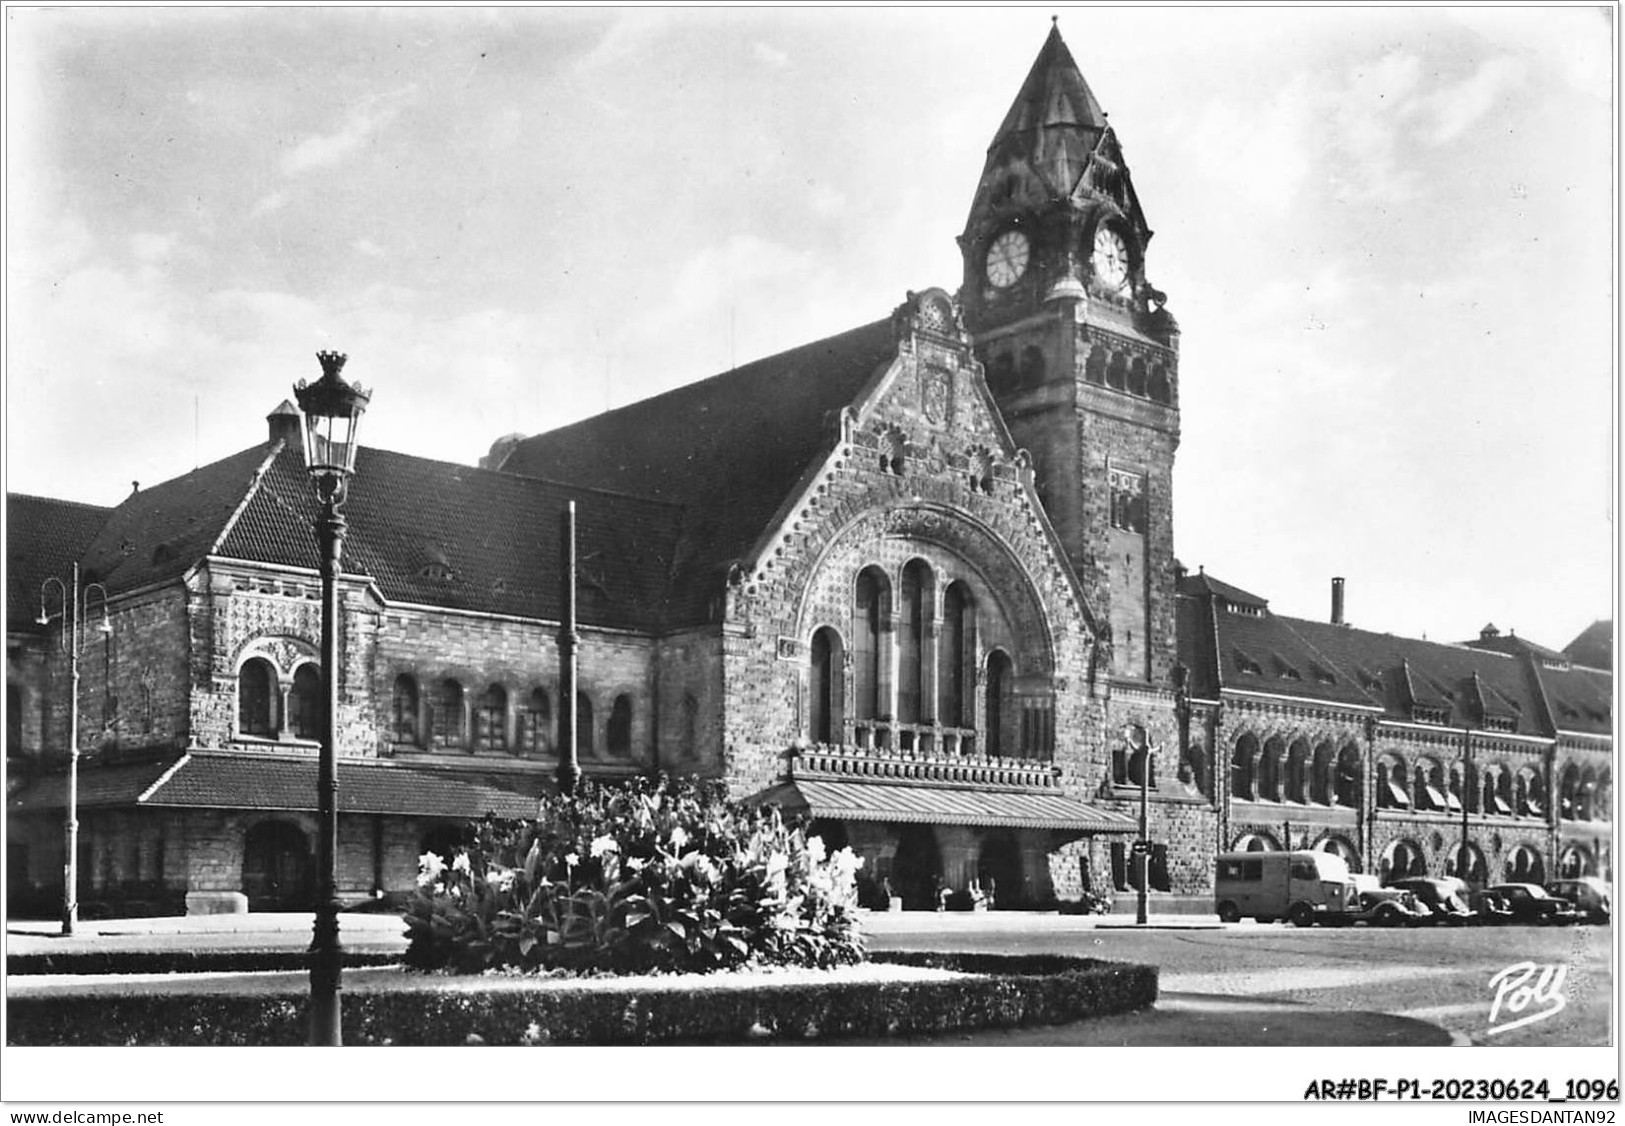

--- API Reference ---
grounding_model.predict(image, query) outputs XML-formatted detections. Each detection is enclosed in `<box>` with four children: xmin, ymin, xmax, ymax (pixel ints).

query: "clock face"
<box><xmin>984</xmin><ymin>230</ymin><xmax>1030</xmax><ymax>288</ymax></box>
<box><xmin>1093</xmin><ymin>226</ymin><xmax>1129</xmax><ymax>290</ymax></box>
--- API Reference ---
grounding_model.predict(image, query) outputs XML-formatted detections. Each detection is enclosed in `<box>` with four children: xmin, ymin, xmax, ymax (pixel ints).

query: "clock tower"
<box><xmin>960</xmin><ymin>22</ymin><xmax>1181</xmax><ymax>689</ymax></box>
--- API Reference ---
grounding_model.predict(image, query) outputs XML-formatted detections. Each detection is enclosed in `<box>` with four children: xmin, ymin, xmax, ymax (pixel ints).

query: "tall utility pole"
<box><xmin>556</xmin><ymin>501</ymin><xmax>580</xmax><ymax>797</ymax></box>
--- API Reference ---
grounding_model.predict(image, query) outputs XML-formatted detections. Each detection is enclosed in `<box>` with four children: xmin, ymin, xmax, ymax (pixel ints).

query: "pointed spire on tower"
<box><xmin>985</xmin><ymin>21</ymin><xmax>1108</xmax><ymax>186</ymax></box>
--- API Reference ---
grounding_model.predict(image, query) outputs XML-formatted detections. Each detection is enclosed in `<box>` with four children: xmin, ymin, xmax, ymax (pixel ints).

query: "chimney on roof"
<box><xmin>267</xmin><ymin>400</ymin><xmax>303</xmax><ymax>449</ymax></box>
<box><xmin>1331</xmin><ymin>576</ymin><xmax>1346</xmax><ymax>626</ymax></box>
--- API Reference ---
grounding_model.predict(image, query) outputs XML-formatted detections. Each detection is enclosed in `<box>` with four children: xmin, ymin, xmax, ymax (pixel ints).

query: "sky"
<box><xmin>5</xmin><ymin>5</ymin><xmax>1615</xmax><ymax>652</ymax></box>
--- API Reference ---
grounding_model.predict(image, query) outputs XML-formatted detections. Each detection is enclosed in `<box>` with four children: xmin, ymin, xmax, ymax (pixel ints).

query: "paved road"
<box><xmin>8</xmin><ymin>911</ymin><xmax>1610</xmax><ymax>1046</ymax></box>
<box><xmin>865</xmin><ymin>917</ymin><xmax>1613</xmax><ymax>1046</ymax></box>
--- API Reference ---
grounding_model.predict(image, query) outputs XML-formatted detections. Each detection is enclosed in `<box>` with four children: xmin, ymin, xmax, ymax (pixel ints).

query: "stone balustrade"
<box><xmin>793</xmin><ymin>742</ymin><xmax>1061</xmax><ymax>790</ymax></box>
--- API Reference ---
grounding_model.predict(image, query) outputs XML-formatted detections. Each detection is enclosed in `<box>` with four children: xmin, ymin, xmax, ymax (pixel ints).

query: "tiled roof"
<box><xmin>1181</xmin><ymin>574</ymin><xmax>1566</xmax><ymax>735</ymax></box>
<box><xmin>499</xmin><ymin>319</ymin><xmax>900</xmax><ymax>624</ymax></box>
<box><xmin>78</xmin><ymin>444</ymin><xmax>279</xmax><ymax>597</ymax></box>
<box><xmin>10</xmin><ymin>751</ymin><xmax>543</xmax><ymax>819</ymax></box>
<box><xmin>6</xmin><ymin>493</ymin><xmax>114</xmax><ymax>634</ymax></box>
<box><xmin>217</xmin><ymin>444</ymin><xmax>684</xmax><ymax>631</ymax></box>
<box><xmin>1538</xmin><ymin>663</ymin><xmax>1612</xmax><ymax>735</ymax></box>
<box><xmin>1563</xmin><ymin>619</ymin><xmax>1613</xmax><ymax>671</ymax></box>
<box><xmin>748</xmin><ymin>777</ymin><xmax>1137</xmax><ymax>833</ymax></box>
<box><xmin>67</xmin><ymin>440</ymin><xmax>685</xmax><ymax>632</ymax></box>
<box><xmin>1178</xmin><ymin>570</ymin><xmax>1269</xmax><ymax>611</ymax></box>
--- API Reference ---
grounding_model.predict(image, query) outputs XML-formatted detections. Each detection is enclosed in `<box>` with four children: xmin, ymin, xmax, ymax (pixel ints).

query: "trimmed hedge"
<box><xmin>6</xmin><ymin>952</ymin><xmax>1156</xmax><ymax>1046</ymax></box>
<box><xmin>6</xmin><ymin>948</ymin><xmax>403</xmax><ymax>977</ymax></box>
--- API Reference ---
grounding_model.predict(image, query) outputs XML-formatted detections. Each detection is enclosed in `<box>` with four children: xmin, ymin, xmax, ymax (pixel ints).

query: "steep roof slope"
<box><xmin>1563</xmin><ymin>619</ymin><xmax>1613</xmax><ymax>670</ymax></box>
<box><xmin>498</xmin><ymin>318</ymin><xmax>900</xmax><ymax>622</ymax></box>
<box><xmin>6</xmin><ymin>494</ymin><xmax>114</xmax><ymax>634</ymax></box>
<box><xmin>1180</xmin><ymin>573</ymin><xmax>1569</xmax><ymax>736</ymax></box>
<box><xmin>73</xmin><ymin>440</ymin><xmax>684</xmax><ymax>632</ymax></box>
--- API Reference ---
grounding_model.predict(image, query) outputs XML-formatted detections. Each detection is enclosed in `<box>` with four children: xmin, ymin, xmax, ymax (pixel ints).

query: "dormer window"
<box><xmin>1411</xmin><ymin>704</ymin><xmax>1449</xmax><ymax>726</ymax></box>
<box><xmin>421</xmin><ymin>562</ymin><xmax>455</xmax><ymax>582</ymax></box>
<box><xmin>1311</xmin><ymin>666</ymin><xmax>1336</xmax><ymax>685</ymax></box>
<box><xmin>1482</xmin><ymin>715</ymin><xmax>1515</xmax><ymax>734</ymax></box>
<box><xmin>1233</xmin><ymin>649</ymin><xmax>1263</xmax><ymax>676</ymax></box>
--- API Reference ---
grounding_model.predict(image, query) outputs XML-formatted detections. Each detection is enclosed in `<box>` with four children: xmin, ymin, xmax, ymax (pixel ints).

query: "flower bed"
<box><xmin>6</xmin><ymin>953</ymin><xmax>1157</xmax><ymax>1045</ymax></box>
<box><xmin>405</xmin><ymin>777</ymin><xmax>865</xmax><ymax>975</ymax></box>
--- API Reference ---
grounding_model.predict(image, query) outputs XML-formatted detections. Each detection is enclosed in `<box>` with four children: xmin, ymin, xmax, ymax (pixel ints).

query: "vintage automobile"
<box><xmin>1545</xmin><ymin>877</ymin><xmax>1611</xmax><ymax>923</ymax></box>
<box><xmin>1483</xmin><ymin>882</ymin><xmax>1579</xmax><ymax>925</ymax></box>
<box><xmin>1388</xmin><ymin>877</ymin><xmax>1476</xmax><ymax>925</ymax></box>
<box><xmin>1347</xmin><ymin>875</ymin><xmax>1427</xmax><ymax>927</ymax></box>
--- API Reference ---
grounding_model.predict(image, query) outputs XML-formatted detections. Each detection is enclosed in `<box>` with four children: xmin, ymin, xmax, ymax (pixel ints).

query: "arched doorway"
<box><xmin>1380</xmin><ymin>839</ymin><xmax>1426</xmax><ymax>883</ymax></box>
<box><xmin>1506</xmin><ymin>844</ymin><xmax>1545</xmax><ymax>884</ymax></box>
<box><xmin>242</xmin><ymin>820</ymin><xmax>313</xmax><ymax>911</ymax></box>
<box><xmin>976</xmin><ymin>829</ymin><xmax>1024</xmax><ymax>909</ymax></box>
<box><xmin>889</xmin><ymin>823</ymin><xmax>941</xmax><ymax>910</ymax></box>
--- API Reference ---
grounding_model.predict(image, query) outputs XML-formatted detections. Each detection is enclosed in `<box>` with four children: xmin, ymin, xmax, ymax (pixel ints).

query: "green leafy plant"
<box><xmin>403</xmin><ymin>776</ymin><xmax>866</xmax><ymax>975</ymax></box>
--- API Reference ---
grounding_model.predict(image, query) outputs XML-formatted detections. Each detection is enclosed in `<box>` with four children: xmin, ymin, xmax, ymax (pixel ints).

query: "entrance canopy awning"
<box><xmin>751</xmin><ymin>777</ymin><xmax>1138</xmax><ymax>833</ymax></box>
<box><xmin>9</xmin><ymin>751</ymin><xmax>543</xmax><ymax>820</ymax></box>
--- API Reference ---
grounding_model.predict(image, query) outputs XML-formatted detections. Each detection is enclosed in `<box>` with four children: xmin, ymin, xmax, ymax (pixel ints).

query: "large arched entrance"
<box><xmin>890</xmin><ymin>823</ymin><xmax>941</xmax><ymax>910</ymax></box>
<box><xmin>976</xmin><ymin>829</ymin><xmax>1023</xmax><ymax>909</ymax></box>
<box><xmin>242</xmin><ymin>820</ymin><xmax>313</xmax><ymax>911</ymax></box>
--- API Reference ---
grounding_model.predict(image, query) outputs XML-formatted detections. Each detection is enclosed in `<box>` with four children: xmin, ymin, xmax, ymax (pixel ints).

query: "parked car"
<box><xmin>1545</xmin><ymin>877</ymin><xmax>1611</xmax><ymax>923</ymax></box>
<box><xmin>1484</xmin><ymin>882</ymin><xmax>1579</xmax><ymax>925</ymax></box>
<box><xmin>1388</xmin><ymin>877</ymin><xmax>1475</xmax><ymax>925</ymax></box>
<box><xmin>1347</xmin><ymin>875</ymin><xmax>1426</xmax><ymax>927</ymax></box>
<box><xmin>1467</xmin><ymin>887</ymin><xmax>1515</xmax><ymax>925</ymax></box>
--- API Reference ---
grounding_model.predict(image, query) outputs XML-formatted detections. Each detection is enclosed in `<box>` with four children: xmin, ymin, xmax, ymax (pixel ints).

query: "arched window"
<box><xmin>289</xmin><ymin>664</ymin><xmax>321</xmax><ymax>740</ymax></box>
<box><xmin>852</xmin><ymin>569</ymin><xmax>885</xmax><ymax>721</ymax></box>
<box><xmin>1284</xmin><ymin>739</ymin><xmax>1310</xmax><ymax>803</ymax></box>
<box><xmin>1231</xmin><ymin>734</ymin><xmax>1258</xmax><ymax>801</ymax></box>
<box><xmin>608</xmin><ymin>695</ymin><xmax>633</xmax><ymax>756</ymax></box>
<box><xmin>1083</xmin><ymin>348</ymin><xmax>1107</xmax><ymax>385</ymax></box>
<box><xmin>432</xmin><ymin>679</ymin><xmax>466</xmax><ymax>749</ymax></box>
<box><xmin>1335</xmin><ymin>743</ymin><xmax>1363</xmax><ymax>808</ymax></box>
<box><xmin>898</xmin><ymin>560</ymin><xmax>931</xmax><ymax>724</ymax></box>
<box><xmin>1258</xmin><ymin>736</ymin><xmax>1284</xmax><ymax>801</ymax></box>
<box><xmin>680</xmin><ymin>694</ymin><xmax>699</xmax><ymax>760</ymax></box>
<box><xmin>392</xmin><ymin>674</ymin><xmax>420</xmax><ymax>744</ymax></box>
<box><xmin>1317</xmin><ymin>836</ymin><xmax>1361</xmax><ymax>874</ymax></box>
<box><xmin>985</xmin><ymin>650</ymin><xmax>1013</xmax><ymax>758</ymax></box>
<box><xmin>1105</xmin><ymin>351</ymin><xmax>1127</xmax><ymax>390</ymax></box>
<box><xmin>518</xmin><ymin>688</ymin><xmax>550</xmax><ymax>754</ymax></box>
<box><xmin>882</xmin><ymin>431</ymin><xmax>906</xmax><ymax>475</ymax></box>
<box><xmin>1559</xmin><ymin>764</ymin><xmax>1581</xmax><ymax>820</ymax></box>
<box><xmin>1147</xmin><ymin>364</ymin><xmax>1171</xmax><ymax>405</ymax></box>
<box><xmin>938</xmin><ymin>583</ymin><xmax>972</xmax><ymax>729</ymax></box>
<box><xmin>576</xmin><ymin>692</ymin><xmax>595</xmax><ymax>755</ymax></box>
<box><xmin>809</xmin><ymin>628</ymin><xmax>842</xmax><ymax>745</ymax></box>
<box><xmin>475</xmin><ymin>685</ymin><xmax>507</xmax><ymax>752</ymax></box>
<box><xmin>1232</xmin><ymin>832</ymin><xmax>1277</xmax><ymax>852</ymax></box>
<box><xmin>1522</xmin><ymin>769</ymin><xmax>1545</xmax><ymax>817</ymax></box>
<box><xmin>1380</xmin><ymin>840</ymin><xmax>1425</xmax><ymax>882</ymax></box>
<box><xmin>238</xmin><ymin>658</ymin><xmax>277</xmax><ymax>737</ymax></box>
<box><xmin>1448</xmin><ymin>842</ymin><xmax>1488</xmax><ymax>885</ymax></box>
<box><xmin>1310</xmin><ymin>742</ymin><xmax>1335</xmax><ymax>804</ymax></box>
<box><xmin>1578</xmin><ymin>767</ymin><xmax>1598</xmax><ymax>821</ymax></box>
<box><xmin>1127</xmin><ymin>356</ymin><xmax>1148</xmax><ymax>397</ymax></box>
<box><xmin>1557</xmin><ymin>844</ymin><xmax>1593</xmax><ymax>879</ymax></box>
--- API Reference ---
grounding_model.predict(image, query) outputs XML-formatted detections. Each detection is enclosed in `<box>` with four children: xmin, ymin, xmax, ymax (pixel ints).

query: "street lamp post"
<box><xmin>37</xmin><ymin>564</ymin><xmax>111</xmax><ymax>937</ymax></box>
<box><xmin>293</xmin><ymin>350</ymin><xmax>371</xmax><ymax>1047</ymax></box>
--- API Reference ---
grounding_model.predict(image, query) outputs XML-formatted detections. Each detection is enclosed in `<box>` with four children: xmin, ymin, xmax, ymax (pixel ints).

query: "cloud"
<box><xmin>280</xmin><ymin>88</ymin><xmax>414</xmax><ymax>177</ymax></box>
<box><xmin>1327</xmin><ymin>49</ymin><xmax>1424</xmax><ymax>202</ymax></box>
<box><xmin>1423</xmin><ymin>55</ymin><xmax>1528</xmax><ymax>145</ymax></box>
<box><xmin>1182</xmin><ymin>73</ymin><xmax>1315</xmax><ymax>212</ymax></box>
<box><xmin>130</xmin><ymin>232</ymin><xmax>176</xmax><ymax>262</ymax></box>
<box><xmin>352</xmin><ymin>238</ymin><xmax>386</xmax><ymax>258</ymax></box>
<box><xmin>752</xmin><ymin>41</ymin><xmax>789</xmax><ymax>68</ymax></box>
<box><xmin>251</xmin><ymin>190</ymin><xmax>290</xmax><ymax>217</ymax></box>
